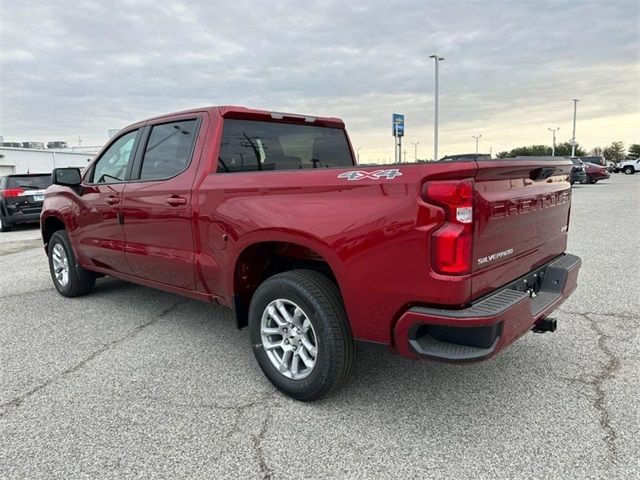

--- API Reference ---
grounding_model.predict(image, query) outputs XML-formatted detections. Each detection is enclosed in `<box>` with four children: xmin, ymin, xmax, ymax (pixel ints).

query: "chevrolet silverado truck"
<box><xmin>41</xmin><ymin>106</ymin><xmax>581</xmax><ymax>401</ymax></box>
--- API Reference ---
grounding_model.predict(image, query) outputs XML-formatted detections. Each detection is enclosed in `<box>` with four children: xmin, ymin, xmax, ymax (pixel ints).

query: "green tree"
<box><xmin>496</xmin><ymin>145</ymin><xmax>551</xmax><ymax>158</ymax></box>
<box><xmin>602</xmin><ymin>141</ymin><xmax>626</xmax><ymax>163</ymax></box>
<box><xmin>627</xmin><ymin>143</ymin><xmax>640</xmax><ymax>159</ymax></box>
<box><xmin>553</xmin><ymin>142</ymin><xmax>586</xmax><ymax>157</ymax></box>
<box><xmin>590</xmin><ymin>146</ymin><xmax>604</xmax><ymax>156</ymax></box>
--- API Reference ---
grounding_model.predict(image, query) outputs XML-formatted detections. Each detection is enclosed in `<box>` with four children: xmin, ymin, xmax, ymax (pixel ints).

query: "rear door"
<box><xmin>74</xmin><ymin>128</ymin><xmax>141</xmax><ymax>274</ymax></box>
<box><xmin>471</xmin><ymin>158</ymin><xmax>573</xmax><ymax>299</ymax></box>
<box><xmin>121</xmin><ymin>114</ymin><xmax>206</xmax><ymax>290</ymax></box>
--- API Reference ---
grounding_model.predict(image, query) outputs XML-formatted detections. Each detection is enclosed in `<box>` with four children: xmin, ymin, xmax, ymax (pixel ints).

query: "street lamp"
<box><xmin>356</xmin><ymin>147</ymin><xmax>362</xmax><ymax>164</ymax></box>
<box><xmin>571</xmin><ymin>99</ymin><xmax>579</xmax><ymax>156</ymax></box>
<box><xmin>411</xmin><ymin>141</ymin><xmax>420</xmax><ymax>161</ymax></box>
<box><xmin>548</xmin><ymin>127</ymin><xmax>560</xmax><ymax>156</ymax></box>
<box><xmin>472</xmin><ymin>134</ymin><xmax>482</xmax><ymax>154</ymax></box>
<box><xmin>429</xmin><ymin>54</ymin><xmax>444</xmax><ymax>161</ymax></box>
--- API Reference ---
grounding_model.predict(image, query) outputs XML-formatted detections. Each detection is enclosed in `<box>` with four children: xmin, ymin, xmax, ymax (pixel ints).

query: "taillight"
<box><xmin>422</xmin><ymin>179</ymin><xmax>474</xmax><ymax>275</ymax></box>
<box><xmin>0</xmin><ymin>188</ymin><xmax>25</xmax><ymax>198</ymax></box>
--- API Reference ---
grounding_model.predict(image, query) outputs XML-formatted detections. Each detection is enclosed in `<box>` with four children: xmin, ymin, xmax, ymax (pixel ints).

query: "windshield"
<box><xmin>6</xmin><ymin>175</ymin><xmax>52</xmax><ymax>190</ymax></box>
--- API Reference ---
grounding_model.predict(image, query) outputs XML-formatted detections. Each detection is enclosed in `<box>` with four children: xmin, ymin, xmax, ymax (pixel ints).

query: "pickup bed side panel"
<box><xmin>195</xmin><ymin>161</ymin><xmax>479</xmax><ymax>345</ymax></box>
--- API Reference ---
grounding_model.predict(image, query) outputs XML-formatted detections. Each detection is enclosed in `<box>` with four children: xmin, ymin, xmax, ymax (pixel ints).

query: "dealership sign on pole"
<box><xmin>392</xmin><ymin>113</ymin><xmax>404</xmax><ymax>163</ymax></box>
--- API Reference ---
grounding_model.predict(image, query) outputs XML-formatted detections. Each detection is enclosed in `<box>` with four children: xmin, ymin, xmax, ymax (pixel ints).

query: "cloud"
<box><xmin>0</xmin><ymin>0</ymin><xmax>638</xmax><ymax>158</ymax></box>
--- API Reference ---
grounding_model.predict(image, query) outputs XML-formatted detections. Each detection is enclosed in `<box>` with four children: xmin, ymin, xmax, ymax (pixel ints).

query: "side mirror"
<box><xmin>52</xmin><ymin>168</ymin><xmax>82</xmax><ymax>187</ymax></box>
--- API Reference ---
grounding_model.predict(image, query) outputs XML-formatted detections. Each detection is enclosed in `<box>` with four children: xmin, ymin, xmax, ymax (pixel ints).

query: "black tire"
<box><xmin>582</xmin><ymin>174</ymin><xmax>591</xmax><ymax>184</ymax></box>
<box><xmin>48</xmin><ymin>230</ymin><xmax>96</xmax><ymax>297</ymax></box>
<box><xmin>249</xmin><ymin>269</ymin><xmax>355</xmax><ymax>401</ymax></box>
<box><xmin>0</xmin><ymin>216</ymin><xmax>12</xmax><ymax>232</ymax></box>
<box><xmin>624</xmin><ymin>166</ymin><xmax>634</xmax><ymax>175</ymax></box>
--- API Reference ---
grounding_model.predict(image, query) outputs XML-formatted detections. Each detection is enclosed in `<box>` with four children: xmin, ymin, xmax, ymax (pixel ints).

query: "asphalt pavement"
<box><xmin>1</xmin><ymin>174</ymin><xmax>638</xmax><ymax>479</ymax></box>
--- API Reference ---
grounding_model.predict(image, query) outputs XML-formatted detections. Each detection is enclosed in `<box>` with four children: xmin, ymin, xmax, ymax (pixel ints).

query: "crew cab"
<box><xmin>41</xmin><ymin>106</ymin><xmax>581</xmax><ymax>400</ymax></box>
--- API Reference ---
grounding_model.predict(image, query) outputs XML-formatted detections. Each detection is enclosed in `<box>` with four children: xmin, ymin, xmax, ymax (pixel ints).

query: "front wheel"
<box><xmin>249</xmin><ymin>270</ymin><xmax>355</xmax><ymax>401</ymax></box>
<box><xmin>48</xmin><ymin>230</ymin><xmax>96</xmax><ymax>297</ymax></box>
<box><xmin>624</xmin><ymin>166</ymin><xmax>635</xmax><ymax>175</ymax></box>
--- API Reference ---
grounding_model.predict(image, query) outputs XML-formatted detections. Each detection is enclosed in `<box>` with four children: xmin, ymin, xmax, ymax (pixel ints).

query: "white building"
<box><xmin>0</xmin><ymin>147</ymin><xmax>95</xmax><ymax>176</ymax></box>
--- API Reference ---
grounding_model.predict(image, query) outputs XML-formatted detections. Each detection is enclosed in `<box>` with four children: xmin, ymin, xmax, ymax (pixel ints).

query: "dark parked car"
<box><xmin>0</xmin><ymin>173</ymin><xmax>52</xmax><ymax>231</ymax></box>
<box><xmin>582</xmin><ymin>163</ymin><xmax>610</xmax><ymax>184</ymax></box>
<box><xmin>568</xmin><ymin>157</ymin><xmax>587</xmax><ymax>185</ymax></box>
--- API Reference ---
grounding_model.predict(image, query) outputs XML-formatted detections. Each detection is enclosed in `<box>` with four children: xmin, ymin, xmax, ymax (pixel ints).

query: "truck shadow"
<box><xmin>88</xmin><ymin>277</ymin><xmax>569</xmax><ymax>411</ymax></box>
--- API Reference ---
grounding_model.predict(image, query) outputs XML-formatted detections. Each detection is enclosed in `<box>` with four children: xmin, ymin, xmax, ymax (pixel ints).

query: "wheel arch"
<box><xmin>229</xmin><ymin>232</ymin><xmax>347</xmax><ymax>330</ymax></box>
<box><xmin>41</xmin><ymin>214</ymin><xmax>67</xmax><ymax>248</ymax></box>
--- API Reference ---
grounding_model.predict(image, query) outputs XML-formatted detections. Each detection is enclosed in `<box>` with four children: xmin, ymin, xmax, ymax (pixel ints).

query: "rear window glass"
<box><xmin>6</xmin><ymin>175</ymin><xmax>52</xmax><ymax>190</ymax></box>
<box><xmin>217</xmin><ymin>119</ymin><xmax>353</xmax><ymax>173</ymax></box>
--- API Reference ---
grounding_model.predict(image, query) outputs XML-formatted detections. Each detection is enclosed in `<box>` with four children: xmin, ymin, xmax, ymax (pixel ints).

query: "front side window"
<box><xmin>217</xmin><ymin>119</ymin><xmax>353</xmax><ymax>173</ymax></box>
<box><xmin>92</xmin><ymin>130</ymin><xmax>138</xmax><ymax>183</ymax></box>
<box><xmin>139</xmin><ymin>119</ymin><xmax>198</xmax><ymax>181</ymax></box>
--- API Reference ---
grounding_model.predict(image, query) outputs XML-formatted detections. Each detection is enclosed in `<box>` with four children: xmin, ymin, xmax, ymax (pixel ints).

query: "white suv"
<box><xmin>618</xmin><ymin>158</ymin><xmax>640</xmax><ymax>174</ymax></box>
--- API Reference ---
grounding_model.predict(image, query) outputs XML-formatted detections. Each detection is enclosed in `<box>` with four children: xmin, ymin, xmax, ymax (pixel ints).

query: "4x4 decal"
<box><xmin>337</xmin><ymin>169</ymin><xmax>402</xmax><ymax>181</ymax></box>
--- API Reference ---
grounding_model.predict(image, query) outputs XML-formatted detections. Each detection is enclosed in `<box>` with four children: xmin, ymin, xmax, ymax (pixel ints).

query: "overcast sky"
<box><xmin>1</xmin><ymin>0</ymin><xmax>639</xmax><ymax>161</ymax></box>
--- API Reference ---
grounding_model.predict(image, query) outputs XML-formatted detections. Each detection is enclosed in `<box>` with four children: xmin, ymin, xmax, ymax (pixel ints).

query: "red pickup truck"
<box><xmin>41</xmin><ymin>106</ymin><xmax>581</xmax><ymax>400</ymax></box>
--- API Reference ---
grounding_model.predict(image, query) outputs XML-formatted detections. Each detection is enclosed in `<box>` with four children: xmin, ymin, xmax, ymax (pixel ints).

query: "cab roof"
<box><xmin>141</xmin><ymin>105</ymin><xmax>345</xmax><ymax>129</ymax></box>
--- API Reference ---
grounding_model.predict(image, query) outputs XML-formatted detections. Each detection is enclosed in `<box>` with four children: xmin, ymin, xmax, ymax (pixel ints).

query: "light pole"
<box><xmin>411</xmin><ymin>141</ymin><xmax>420</xmax><ymax>161</ymax></box>
<box><xmin>571</xmin><ymin>99</ymin><xmax>579</xmax><ymax>156</ymax></box>
<box><xmin>356</xmin><ymin>147</ymin><xmax>361</xmax><ymax>164</ymax></box>
<box><xmin>548</xmin><ymin>127</ymin><xmax>560</xmax><ymax>156</ymax></box>
<box><xmin>429</xmin><ymin>54</ymin><xmax>444</xmax><ymax>161</ymax></box>
<box><xmin>472</xmin><ymin>134</ymin><xmax>482</xmax><ymax>154</ymax></box>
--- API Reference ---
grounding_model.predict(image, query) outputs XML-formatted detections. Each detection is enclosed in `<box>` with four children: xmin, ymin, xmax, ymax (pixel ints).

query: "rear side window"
<box><xmin>139</xmin><ymin>119</ymin><xmax>198</xmax><ymax>181</ymax></box>
<box><xmin>6</xmin><ymin>175</ymin><xmax>52</xmax><ymax>189</ymax></box>
<box><xmin>217</xmin><ymin>119</ymin><xmax>353</xmax><ymax>173</ymax></box>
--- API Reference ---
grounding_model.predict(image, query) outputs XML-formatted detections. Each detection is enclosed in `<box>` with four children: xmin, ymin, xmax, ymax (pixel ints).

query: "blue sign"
<box><xmin>392</xmin><ymin>113</ymin><xmax>404</xmax><ymax>137</ymax></box>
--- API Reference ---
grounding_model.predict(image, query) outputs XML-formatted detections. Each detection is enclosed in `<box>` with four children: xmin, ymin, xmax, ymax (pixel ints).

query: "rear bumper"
<box><xmin>0</xmin><ymin>210</ymin><xmax>41</xmax><ymax>226</ymax></box>
<box><xmin>394</xmin><ymin>253</ymin><xmax>581</xmax><ymax>362</ymax></box>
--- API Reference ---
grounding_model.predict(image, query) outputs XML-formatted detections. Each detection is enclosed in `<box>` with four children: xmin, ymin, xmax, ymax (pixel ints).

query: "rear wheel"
<box><xmin>249</xmin><ymin>270</ymin><xmax>355</xmax><ymax>401</ymax></box>
<box><xmin>0</xmin><ymin>217</ymin><xmax>12</xmax><ymax>232</ymax></box>
<box><xmin>624</xmin><ymin>166</ymin><xmax>635</xmax><ymax>175</ymax></box>
<box><xmin>48</xmin><ymin>230</ymin><xmax>96</xmax><ymax>297</ymax></box>
<box><xmin>582</xmin><ymin>174</ymin><xmax>591</xmax><ymax>184</ymax></box>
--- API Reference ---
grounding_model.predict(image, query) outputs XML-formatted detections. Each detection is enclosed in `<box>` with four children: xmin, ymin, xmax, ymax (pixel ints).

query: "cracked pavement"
<box><xmin>1</xmin><ymin>175</ymin><xmax>638</xmax><ymax>479</ymax></box>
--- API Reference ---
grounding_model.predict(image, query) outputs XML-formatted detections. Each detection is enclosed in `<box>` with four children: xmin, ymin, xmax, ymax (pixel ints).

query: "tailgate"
<box><xmin>471</xmin><ymin>158</ymin><xmax>572</xmax><ymax>299</ymax></box>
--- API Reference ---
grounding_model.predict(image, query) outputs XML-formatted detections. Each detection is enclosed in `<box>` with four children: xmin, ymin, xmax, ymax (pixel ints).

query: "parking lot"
<box><xmin>0</xmin><ymin>175</ymin><xmax>638</xmax><ymax>479</ymax></box>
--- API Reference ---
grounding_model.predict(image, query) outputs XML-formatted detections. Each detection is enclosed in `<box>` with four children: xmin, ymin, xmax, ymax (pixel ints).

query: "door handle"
<box><xmin>106</xmin><ymin>196</ymin><xmax>119</xmax><ymax>205</ymax></box>
<box><xmin>165</xmin><ymin>196</ymin><xmax>187</xmax><ymax>206</ymax></box>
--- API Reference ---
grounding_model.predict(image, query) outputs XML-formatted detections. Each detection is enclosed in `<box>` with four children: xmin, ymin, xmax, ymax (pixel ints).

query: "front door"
<box><xmin>73</xmin><ymin>129</ymin><xmax>140</xmax><ymax>274</ymax></box>
<box><xmin>121</xmin><ymin>116</ymin><xmax>204</xmax><ymax>290</ymax></box>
